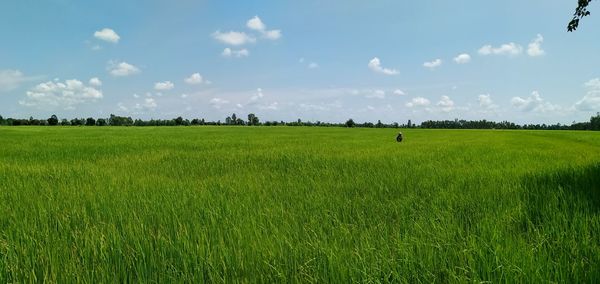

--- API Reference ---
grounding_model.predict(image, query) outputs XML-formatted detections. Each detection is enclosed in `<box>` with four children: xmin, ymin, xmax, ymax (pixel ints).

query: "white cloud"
<box><xmin>250</xmin><ymin>88</ymin><xmax>264</xmax><ymax>101</ymax></box>
<box><xmin>222</xmin><ymin>48</ymin><xmax>249</xmax><ymax>58</ymax></box>
<box><xmin>154</xmin><ymin>81</ymin><xmax>174</xmax><ymax>91</ymax></box>
<box><xmin>574</xmin><ymin>78</ymin><xmax>600</xmax><ymax>111</ymax></box>
<box><xmin>246</xmin><ymin>16</ymin><xmax>282</xmax><ymax>40</ymax></box>
<box><xmin>135</xmin><ymin>98</ymin><xmax>157</xmax><ymax>111</ymax></box>
<box><xmin>299</xmin><ymin>103</ymin><xmax>331</xmax><ymax>111</ymax></box>
<box><xmin>436</xmin><ymin>95</ymin><xmax>455</xmax><ymax>112</ymax></box>
<box><xmin>259</xmin><ymin>102</ymin><xmax>279</xmax><ymax>110</ymax></box>
<box><xmin>300</xmin><ymin>58</ymin><xmax>319</xmax><ymax>69</ymax></box>
<box><xmin>394</xmin><ymin>89</ymin><xmax>406</xmax><ymax>96</ymax></box>
<box><xmin>117</xmin><ymin>102</ymin><xmax>128</xmax><ymax>112</ymax></box>
<box><xmin>263</xmin><ymin>30</ymin><xmax>282</xmax><ymax>40</ymax></box>
<box><xmin>247</xmin><ymin>16</ymin><xmax>266</xmax><ymax>31</ymax></box>
<box><xmin>184</xmin><ymin>73</ymin><xmax>204</xmax><ymax>85</ymax></box>
<box><xmin>527</xmin><ymin>34</ymin><xmax>545</xmax><ymax>57</ymax></box>
<box><xmin>423</xmin><ymin>59</ymin><xmax>442</xmax><ymax>70</ymax></box>
<box><xmin>19</xmin><ymin>79</ymin><xmax>103</xmax><ymax>109</ymax></box>
<box><xmin>108</xmin><ymin>61</ymin><xmax>140</xmax><ymax>77</ymax></box>
<box><xmin>365</xmin><ymin>90</ymin><xmax>386</xmax><ymax>99</ymax></box>
<box><xmin>89</xmin><ymin>77</ymin><xmax>102</xmax><ymax>87</ymax></box>
<box><xmin>478</xmin><ymin>42</ymin><xmax>523</xmax><ymax>56</ymax></box>
<box><xmin>368</xmin><ymin>57</ymin><xmax>399</xmax><ymax>75</ymax></box>
<box><xmin>454</xmin><ymin>53</ymin><xmax>471</xmax><ymax>64</ymax></box>
<box><xmin>406</xmin><ymin>97</ymin><xmax>431</xmax><ymax>108</ymax></box>
<box><xmin>0</xmin><ymin>70</ymin><xmax>36</xmax><ymax>92</ymax></box>
<box><xmin>244</xmin><ymin>88</ymin><xmax>280</xmax><ymax>110</ymax></box>
<box><xmin>511</xmin><ymin>91</ymin><xmax>560</xmax><ymax>112</ymax></box>
<box><xmin>181</xmin><ymin>94</ymin><xmax>188</xmax><ymax>99</ymax></box>
<box><xmin>212</xmin><ymin>31</ymin><xmax>256</xmax><ymax>46</ymax></box>
<box><xmin>584</xmin><ymin>78</ymin><xmax>600</xmax><ymax>89</ymax></box>
<box><xmin>94</xmin><ymin>28</ymin><xmax>120</xmax><ymax>43</ymax></box>
<box><xmin>478</xmin><ymin>94</ymin><xmax>497</xmax><ymax>109</ymax></box>
<box><xmin>209</xmin><ymin>97</ymin><xmax>229</xmax><ymax>109</ymax></box>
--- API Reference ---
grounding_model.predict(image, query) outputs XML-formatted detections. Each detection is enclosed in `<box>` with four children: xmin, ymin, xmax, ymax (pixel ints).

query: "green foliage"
<box><xmin>345</xmin><ymin>118</ymin><xmax>355</xmax><ymax>127</ymax></box>
<box><xmin>0</xmin><ymin>127</ymin><xmax>599</xmax><ymax>282</ymax></box>
<box><xmin>175</xmin><ymin>116</ymin><xmax>184</xmax><ymax>126</ymax></box>
<box><xmin>96</xmin><ymin>118</ymin><xmax>107</xmax><ymax>126</ymax></box>
<box><xmin>85</xmin><ymin>117</ymin><xmax>96</xmax><ymax>126</ymax></box>
<box><xmin>2</xmin><ymin>113</ymin><xmax>600</xmax><ymax>130</ymax></box>
<box><xmin>109</xmin><ymin>114</ymin><xmax>133</xmax><ymax>126</ymax></box>
<box><xmin>47</xmin><ymin>114</ymin><xmax>59</xmax><ymax>126</ymax></box>
<box><xmin>70</xmin><ymin>118</ymin><xmax>85</xmax><ymax>126</ymax></box>
<box><xmin>591</xmin><ymin>112</ymin><xmax>600</xmax><ymax>130</ymax></box>
<box><xmin>568</xmin><ymin>0</ymin><xmax>593</xmax><ymax>31</ymax></box>
<box><xmin>247</xmin><ymin>113</ymin><xmax>259</xmax><ymax>126</ymax></box>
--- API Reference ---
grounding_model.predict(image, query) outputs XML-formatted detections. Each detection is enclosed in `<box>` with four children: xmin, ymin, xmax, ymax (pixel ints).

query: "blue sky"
<box><xmin>1</xmin><ymin>0</ymin><xmax>599</xmax><ymax>124</ymax></box>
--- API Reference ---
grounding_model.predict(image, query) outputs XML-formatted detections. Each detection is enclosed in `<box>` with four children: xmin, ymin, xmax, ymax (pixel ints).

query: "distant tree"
<box><xmin>96</xmin><ymin>118</ymin><xmax>107</xmax><ymax>126</ymax></box>
<box><xmin>248</xmin><ymin>113</ymin><xmax>255</xmax><ymax>125</ymax></box>
<box><xmin>109</xmin><ymin>114</ymin><xmax>117</xmax><ymax>126</ymax></box>
<box><xmin>47</xmin><ymin>115</ymin><xmax>59</xmax><ymax>126</ymax></box>
<box><xmin>231</xmin><ymin>113</ymin><xmax>237</xmax><ymax>124</ymax></box>
<box><xmin>247</xmin><ymin>113</ymin><xmax>259</xmax><ymax>126</ymax></box>
<box><xmin>568</xmin><ymin>0</ymin><xmax>593</xmax><ymax>31</ymax></box>
<box><xmin>376</xmin><ymin>120</ymin><xmax>384</xmax><ymax>128</ymax></box>
<box><xmin>591</xmin><ymin>112</ymin><xmax>600</xmax><ymax>130</ymax></box>
<box><xmin>85</xmin><ymin>117</ymin><xmax>96</xmax><ymax>126</ymax></box>
<box><xmin>345</xmin><ymin>119</ymin><xmax>355</xmax><ymax>128</ymax></box>
<box><xmin>175</xmin><ymin>116</ymin><xmax>184</xmax><ymax>126</ymax></box>
<box><xmin>407</xmin><ymin>119</ymin><xmax>412</xmax><ymax>128</ymax></box>
<box><xmin>109</xmin><ymin>114</ymin><xmax>133</xmax><ymax>126</ymax></box>
<box><xmin>11</xmin><ymin>119</ymin><xmax>26</xmax><ymax>126</ymax></box>
<box><xmin>225</xmin><ymin>116</ymin><xmax>232</xmax><ymax>125</ymax></box>
<box><xmin>60</xmin><ymin>119</ymin><xmax>70</xmax><ymax>126</ymax></box>
<box><xmin>191</xmin><ymin>118</ymin><xmax>200</xmax><ymax>125</ymax></box>
<box><xmin>70</xmin><ymin>118</ymin><xmax>83</xmax><ymax>126</ymax></box>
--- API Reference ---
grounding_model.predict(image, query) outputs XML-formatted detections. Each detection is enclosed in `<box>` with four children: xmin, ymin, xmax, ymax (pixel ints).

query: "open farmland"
<box><xmin>0</xmin><ymin>127</ymin><xmax>599</xmax><ymax>282</ymax></box>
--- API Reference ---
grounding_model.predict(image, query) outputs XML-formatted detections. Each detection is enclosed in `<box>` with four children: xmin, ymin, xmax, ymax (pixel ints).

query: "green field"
<box><xmin>0</xmin><ymin>127</ymin><xmax>599</xmax><ymax>282</ymax></box>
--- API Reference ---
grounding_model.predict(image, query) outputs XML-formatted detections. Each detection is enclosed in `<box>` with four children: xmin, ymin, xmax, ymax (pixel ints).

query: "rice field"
<box><xmin>0</xmin><ymin>126</ymin><xmax>598</xmax><ymax>282</ymax></box>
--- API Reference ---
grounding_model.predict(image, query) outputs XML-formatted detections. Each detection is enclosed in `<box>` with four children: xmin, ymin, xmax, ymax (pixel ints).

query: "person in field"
<box><xmin>396</xmin><ymin>132</ymin><xmax>403</xmax><ymax>142</ymax></box>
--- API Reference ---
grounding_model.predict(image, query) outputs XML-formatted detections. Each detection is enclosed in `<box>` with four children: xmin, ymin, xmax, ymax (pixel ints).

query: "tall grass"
<box><xmin>0</xmin><ymin>127</ymin><xmax>598</xmax><ymax>282</ymax></box>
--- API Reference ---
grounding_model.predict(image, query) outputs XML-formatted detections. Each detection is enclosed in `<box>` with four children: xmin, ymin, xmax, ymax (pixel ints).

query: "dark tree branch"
<box><xmin>568</xmin><ymin>0</ymin><xmax>593</xmax><ymax>31</ymax></box>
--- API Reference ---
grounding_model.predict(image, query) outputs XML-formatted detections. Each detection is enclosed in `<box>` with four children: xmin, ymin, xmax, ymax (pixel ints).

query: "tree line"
<box><xmin>0</xmin><ymin>113</ymin><xmax>599</xmax><ymax>131</ymax></box>
<box><xmin>419</xmin><ymin>115</ymin><xmax>600</xmax><ymax>131</ymax></box>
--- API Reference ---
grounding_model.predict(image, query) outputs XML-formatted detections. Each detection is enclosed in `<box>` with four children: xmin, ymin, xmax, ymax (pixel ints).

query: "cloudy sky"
<box><xmin>1</xmin><ymin>0</ymin><xmax>599</xmax><ymax>124</ymax></box>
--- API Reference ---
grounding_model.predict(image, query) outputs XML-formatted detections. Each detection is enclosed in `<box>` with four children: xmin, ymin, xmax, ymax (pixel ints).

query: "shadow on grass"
<box><xmin>522</xmin><ymin>163</ymin><xmax>600</xmax><ymax>225</ymax></box>
<box><xmin>518</xmin><ymin>164</ymin><xmax>600</xmax><ymax>282</ymax></box>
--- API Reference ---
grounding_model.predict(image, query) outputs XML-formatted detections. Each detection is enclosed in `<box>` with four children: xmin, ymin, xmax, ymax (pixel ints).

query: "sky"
<box><xmin>1</xmin><ymin>0</ymin><xmax>599</xmax><ymax>124</ymax></box>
